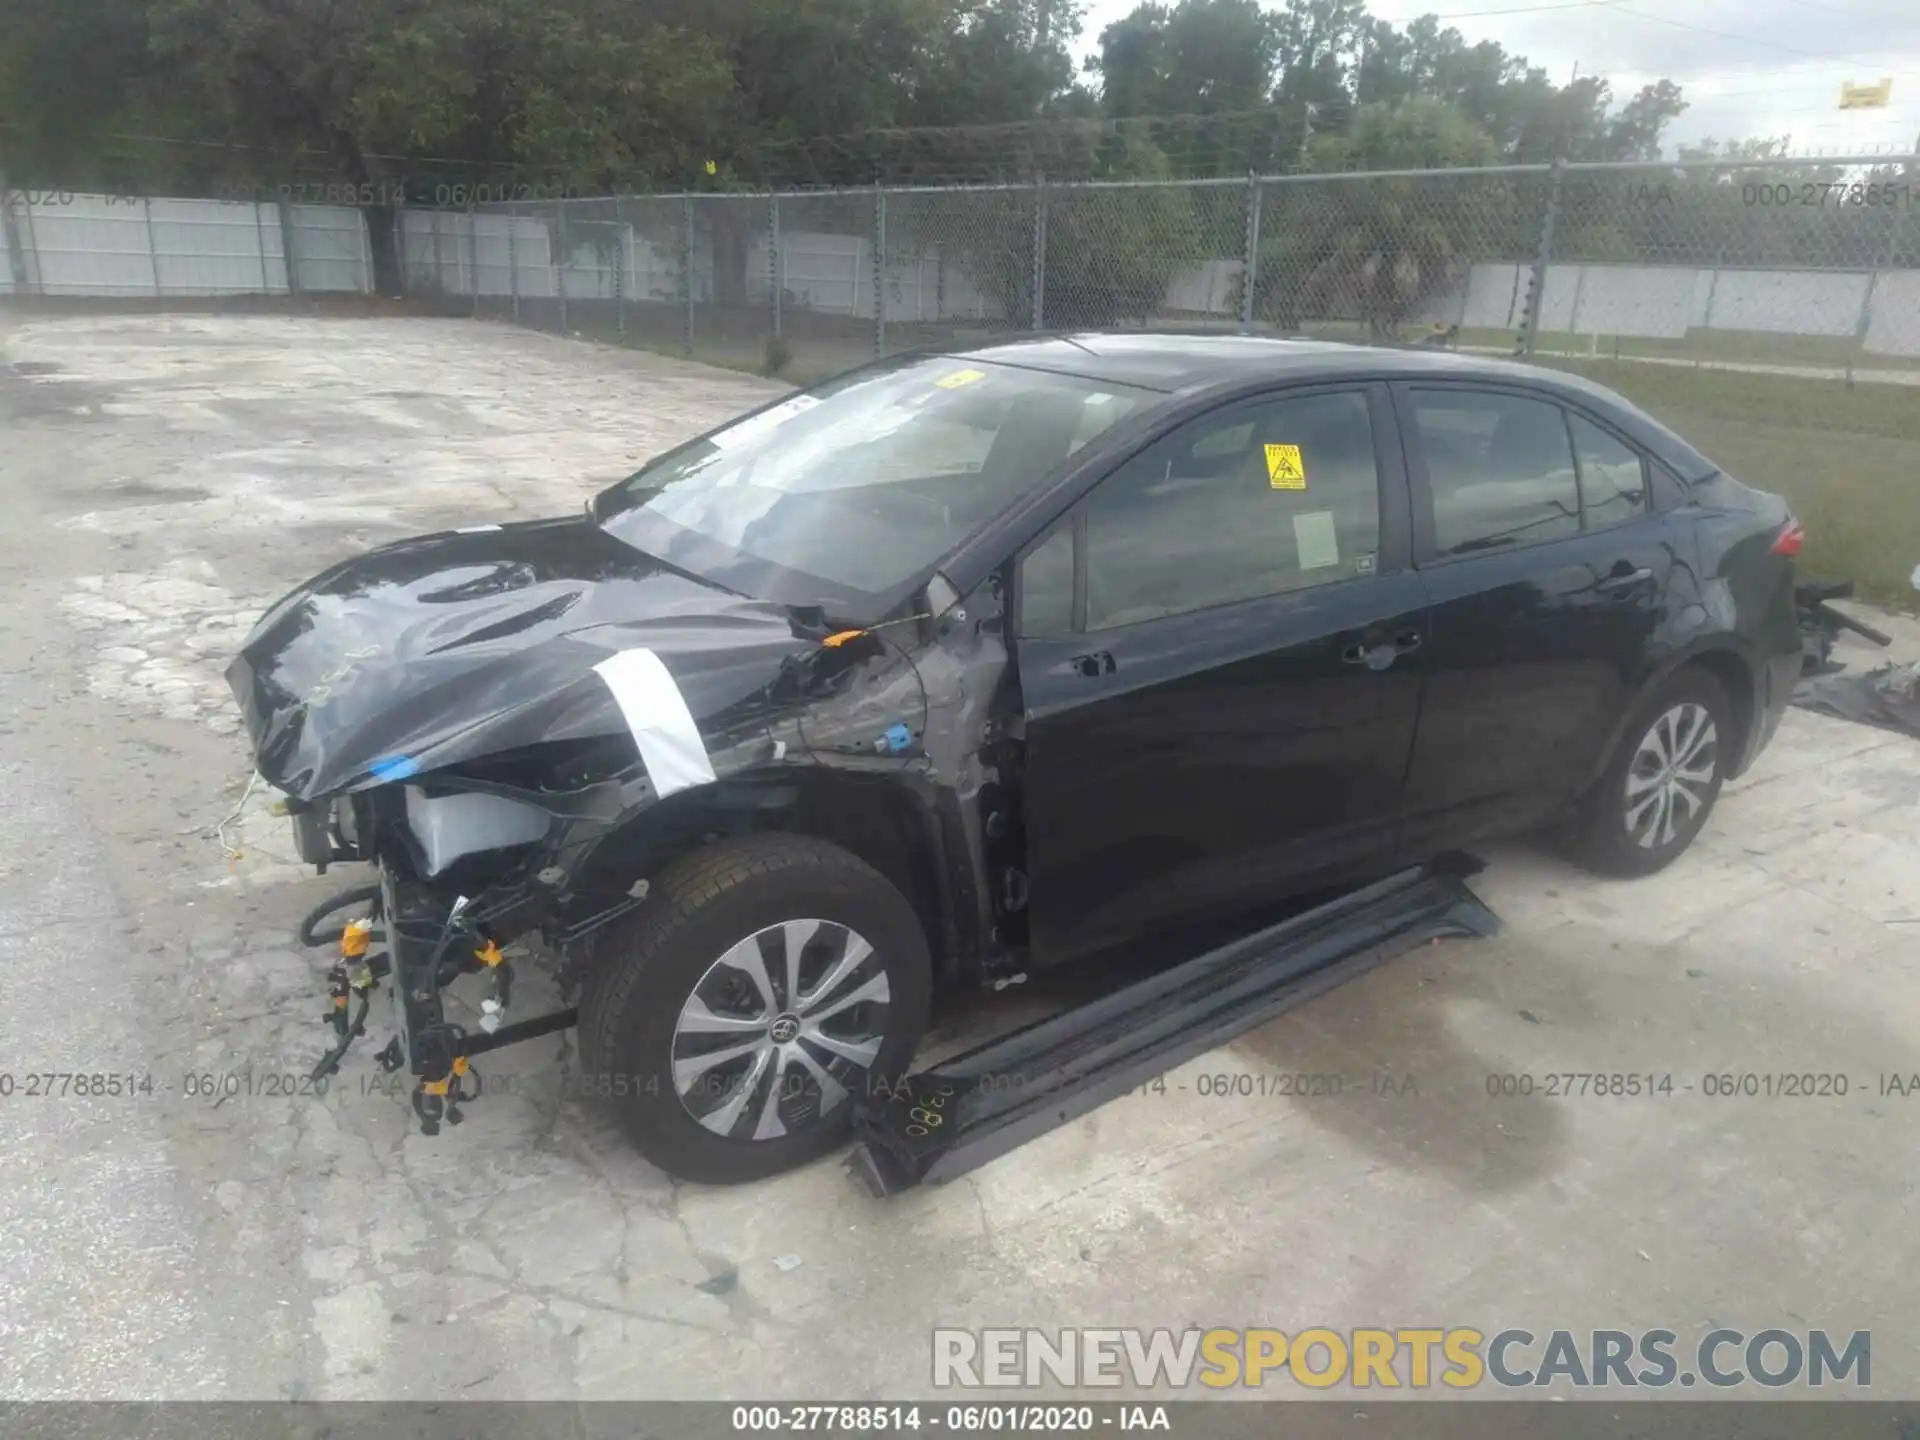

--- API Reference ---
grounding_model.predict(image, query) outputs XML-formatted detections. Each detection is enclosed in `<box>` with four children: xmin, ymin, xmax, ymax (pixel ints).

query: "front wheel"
<box><xmin>1567</xmin><ymin>668</ymin><xmax>1732</xmax><ymax>877</ymax></box>
<box><xmin>578</xmin><ymin>833</ymin><xmax>932</xmax><ymax>1184</ymax></box>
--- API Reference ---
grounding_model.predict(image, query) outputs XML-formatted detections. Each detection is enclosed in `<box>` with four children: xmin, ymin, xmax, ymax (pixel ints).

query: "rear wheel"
<box><xmin>578</xmin><ymin>833</ymin><xmax>933</xmax><ymax>1184</ymax></box>
<box><xmin>1568</xmin><ymin>668</ymin><xmax>1732</xmax><ymax>877</ymax></box>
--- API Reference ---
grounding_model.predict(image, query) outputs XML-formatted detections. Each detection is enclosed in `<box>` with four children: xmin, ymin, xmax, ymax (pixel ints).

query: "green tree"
<box><xmin>883</xmin><ymin>130</ymin><xmax>1204</xmax><ymax>327</ymax></box>
<box><xmin>1352</xmin><ymin>18</ymin><xmax>1416</xmax><ymax>108</ymax></box>
<box><xmin>140</xmin><ymin>0</ymin><xmax>732</xmax><ymax>291</ymax></box>
<box><xmin>1255</xmin><ymin>97</ymin><xmax>1504</xmax><ymax>335</ymax></box>
<box><xmin>1607</xmin><ymin>80</ymin><xmax>1688</xmax><ymax>162</ymax></box>
<box><xmin>0</xmin><ymin>0</ymin><xmax>207</xmax><ymax>189</ymax></box>
<box><xmin>907</xmin><ymin>1</ymin><xmax>1084</xmax><ymax>127</ymax></box>
<box><xmin>1271</xmin><ymin>0</ymin><xmax>1368</xmax><ymax>139</ymax></box>
<box><xmin>1091</xmin><ymin>0</ymin><xmax>1281</xmax><ymax>171</ymax></box>
<box><xmin>1042</xmin><ymin>138</ymin><xmax>1206</xmax><ymax>324</ymax></box>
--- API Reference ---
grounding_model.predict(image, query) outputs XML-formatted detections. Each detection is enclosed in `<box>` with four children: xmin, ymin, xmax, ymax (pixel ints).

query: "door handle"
<box><xmin>1342</xmin><ymin>643</ymin><xmax>1393</xmax><ymax>670</ymax></box>
<box><xmin>1343</xmin><ymin>631</ymin><xmax>1422</xmax><ymax>669</ymax></box>
<box><xmin>1070</xmin><ymin>650</ymin><xmax>1116</xmax><ymax>678</ymax></box>
<box><xmin>1596</xmin><ymin>565</ymin><xmax>1655</xmax><ymax>593</ymax></box>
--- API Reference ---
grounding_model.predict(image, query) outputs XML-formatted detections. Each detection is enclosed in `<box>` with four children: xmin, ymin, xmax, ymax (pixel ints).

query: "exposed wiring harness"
<box><xmin>297</xmin><ymin>883</ymin><xmax>385</xmax><ymax>949</ymax></box>
<box><xmin>214</xmin><ymin>769</ymin><xmax>261</xmax><ymax>860</ymax></box>
<box><xmin>795</xmin><ymin>614</ymin><xmax>934</xmax><ymax>762</ymax></box>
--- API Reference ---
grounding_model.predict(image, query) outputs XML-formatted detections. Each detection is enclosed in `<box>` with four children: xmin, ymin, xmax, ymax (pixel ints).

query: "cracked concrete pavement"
<box><xmin>2</xmin><ymin>312</ymin><xmax>1918</xmax><ymax>1402</ymax></box>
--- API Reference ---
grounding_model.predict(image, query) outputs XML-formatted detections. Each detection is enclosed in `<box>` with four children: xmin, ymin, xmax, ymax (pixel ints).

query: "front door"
<box><xmin>1012</xmin><ymin>383</ymin><xmax>1428</xmax><ymax>968</ymax></box>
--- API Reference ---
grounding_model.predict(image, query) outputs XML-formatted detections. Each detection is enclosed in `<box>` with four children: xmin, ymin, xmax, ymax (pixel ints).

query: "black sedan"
<box><xmin>229</xmin><ymin>333</ymin><xmax>1804</xmax><ymax>1182</ymax></box>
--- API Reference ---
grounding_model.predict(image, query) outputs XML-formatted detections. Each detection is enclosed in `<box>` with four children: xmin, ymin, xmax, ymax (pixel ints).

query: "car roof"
<box><xmin>947</xmin><ymin>330</ymin><xmax>1719</xmax><ymax>478</ymax></box>
<box><xmin>955</xmin><ymin>330</ymin><xmax>1574</xmax><ymax>394</ymax></box>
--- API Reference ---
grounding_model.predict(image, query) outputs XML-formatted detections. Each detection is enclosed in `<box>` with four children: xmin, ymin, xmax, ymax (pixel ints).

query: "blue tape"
<box><xmin>880</xmin><ymin>723</ymin><xmax>914</xmax><ymax>755</ymax></box>
<box><xmin>368</xmin><ymin>755</ymin><xmax>421</xmax><ymax>782</ymax></box>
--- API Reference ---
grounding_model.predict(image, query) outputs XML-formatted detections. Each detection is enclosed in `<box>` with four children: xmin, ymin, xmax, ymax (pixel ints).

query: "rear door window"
<box><xmin>1412</xmin><ymin>390</ymin><xmax>1580</xmax><ymax>557</ymax></box>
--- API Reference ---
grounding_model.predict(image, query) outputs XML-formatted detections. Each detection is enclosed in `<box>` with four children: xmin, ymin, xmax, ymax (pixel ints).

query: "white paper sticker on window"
<box><xmin>1293</xmin><ymin>510</ymin><xmax>1341</xmax><ymax>570</ymax></box>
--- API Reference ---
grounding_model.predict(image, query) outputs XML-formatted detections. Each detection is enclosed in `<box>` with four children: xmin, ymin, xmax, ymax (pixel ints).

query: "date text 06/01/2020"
<box><xmin>731</xmin><ymin>1405</ymin><xmax>1169</xmax><ymax>1432</ymax></box>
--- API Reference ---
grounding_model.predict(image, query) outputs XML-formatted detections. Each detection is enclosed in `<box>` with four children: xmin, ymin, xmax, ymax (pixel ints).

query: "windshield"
<box><xmin>596</xmin><ymin>356</ymin><xmax>1150</xmax><ymax>609</ymax></box>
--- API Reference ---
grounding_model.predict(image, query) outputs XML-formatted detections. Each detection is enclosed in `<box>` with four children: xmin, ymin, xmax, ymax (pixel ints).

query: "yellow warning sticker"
<box><xmin>1265</xmin><ymin>444</ymin><xmax>1307</xmax><ymax>489</ymax></box>
<box><xmin>936</xmin><ymin>368</ymin><xmax>988</xmax><ymax>390</ymax></box>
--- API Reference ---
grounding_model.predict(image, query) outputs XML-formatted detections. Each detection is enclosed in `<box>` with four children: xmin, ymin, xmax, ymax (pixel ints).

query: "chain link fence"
<box><xmin>8</xmin><ymin>155</ymin><xmax>1919</xmax><ymax>597</ymax></box>
<box><xmin>367</xmin><ymin>156</ymin><xmax>1910</xmax><ymax>390</ymax></box>
<box><xmin>13</xmin><ymin>156</ymin><xmax>1917</xmax><ymax>379</ymax></box>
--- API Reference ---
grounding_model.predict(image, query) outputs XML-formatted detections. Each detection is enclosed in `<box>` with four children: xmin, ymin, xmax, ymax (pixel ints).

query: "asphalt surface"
<box><xmin>2</xmin><ymin>313</ymin><xmax>1918</xmax><ymax>1403</ymax></box>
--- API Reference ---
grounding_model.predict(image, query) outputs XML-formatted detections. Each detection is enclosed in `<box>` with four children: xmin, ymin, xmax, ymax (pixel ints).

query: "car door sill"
<box><xmin>847</xmin><ymin>854</ymin><xmax>1502</xmax><ymax>1197</ymax></box>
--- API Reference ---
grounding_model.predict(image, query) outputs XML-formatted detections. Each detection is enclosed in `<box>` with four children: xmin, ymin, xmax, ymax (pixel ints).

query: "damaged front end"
<box><xmin>227</xmin><ymin>514</ymin><xmax>1001</xmax><ymax>1135</ymax></box>
<box><xmin>282</xmin><ymin>766</ymin><xmax>643</xmax><ymax>1135</ymax></box>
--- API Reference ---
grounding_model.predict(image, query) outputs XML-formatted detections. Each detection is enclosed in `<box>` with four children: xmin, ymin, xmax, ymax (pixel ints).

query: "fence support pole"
<box><xmin>683</xmin><ymin>197</ymin><xmax>697</xmax><ymax>354</ymax></box>
<box><xmin>0</xmin><ymin>175</ymin><xmax>31</xmax><ymax>293</ymax></box>
<box><xmin>1845</xmin><ymin>204</ymin><xmax>1900</xmax><ymax>389</ymax></box>
<box><xmin>1568</xmin><ymin>262</ymin><xmax>1589</xmax><ymax>354</ymax></box>
<box><xmin>392</xmin><ymin>209</ymin><xmax>405</xmax><ymax>297</ymax></box>
<box><xmin>555</xmin><ymin>204</ymin><xmax>569</xmax><ymax>334</ymax></box>
<box><xmin>1696</xmin><ymin>245</ymin><xmax>1725</xmax><ymax>369</ymax></box>
<box><xmin>613</xmin><ymin>195</ymin><xmax>627</xmax><ymax>340</ymax></box>
<box><xmin>1240</xmin><ymin>172</ymin><xmax>1263</xmax><ymax>327</ymax></box>
<box><xmin>0</xmin><ymin>177</ymin><xmax>30</xmax><ymax>293</ymax></box>
<box><xmin>1517</xmin><ymin>158</ymin><xmax>1565</xmax><ymax>358</ymax></box>
<box><xmin>19</xmin><ymin>194</ymin><xmax>43</xmax><ymax>295</ymax></box>
<box><xmin>874</xmin><ymin>186</ymin><xmax>888</xmax><ymax>359</ymax></box>
<box><xmin>278</xmin><ymin>199</ymin><xmax>301</xmax><ymax>297</ymax></box>
<box><xmin>508</xmin><ymin>208</ymin><xmax>520</xmax><ymax>323</ymax></box>
<box><xmin>1031</xmin><ymin>179</ymin><xmax>1048</xmax><ymax>330</ymax></box>
<box><xmin>142</xmin><ymin>197</ymin><xmax>164</xmax><ymax>298</ymax></box>
<box><xmin>466</xmin><ymin>201</ymin><xmax>480</xmax><ymax>315</ymax></box>
<box><xmin>769</xmin><ymin>194</ymin><xmax>782</xmax><ymax>342</ymax></box>
<box><xmin>253</xmin><ymin>203</ymin><xmax>271</xmax><ymax>294</ymax></box>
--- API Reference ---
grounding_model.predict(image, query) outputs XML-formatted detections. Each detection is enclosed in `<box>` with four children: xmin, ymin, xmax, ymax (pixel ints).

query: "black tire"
<box><xmin>577</xmin><ymin>833</ymin><xmax>932</xmax><ymax>1184</ymax></box>
<box><xmin>1567</xmin><ymin>667</ymin><xmax>1733</xmax><ymax>877</ymax></box>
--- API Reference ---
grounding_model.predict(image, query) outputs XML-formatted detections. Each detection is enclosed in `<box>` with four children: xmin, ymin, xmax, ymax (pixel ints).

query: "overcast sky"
<box><xmin>1070</xmin><ymin>0</ymin><xmax>1920</xmax><ymax>157</ymax></box>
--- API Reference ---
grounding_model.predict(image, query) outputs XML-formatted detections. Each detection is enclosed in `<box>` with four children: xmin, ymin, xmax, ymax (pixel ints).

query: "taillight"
<box><xmin>1771</xmin><ymin>519</ymin><xmax>1805</xmax><ymax>557</ymax></box>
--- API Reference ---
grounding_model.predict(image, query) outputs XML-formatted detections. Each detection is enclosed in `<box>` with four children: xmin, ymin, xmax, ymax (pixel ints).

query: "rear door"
<box><xmin>1012</xmin><ymin>383</ymin><xmax>1428</xmax><ymax>968</ymax></box>
<box><xmin>1394</xmin><ymin>383</ymin><xmax>1679</xmax><ymax>852</ymax></box>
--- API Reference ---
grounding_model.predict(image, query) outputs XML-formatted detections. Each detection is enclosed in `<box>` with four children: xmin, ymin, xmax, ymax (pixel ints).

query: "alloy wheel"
<box><xmin>1624</xmin><ymin>701</ymin><xmax>1719</xmax><ymax>849</ymax></box>
<box><xmin>669</xmin><ymin>920</ymin><xmax>890</xmax><ymax>1141</ymax></box>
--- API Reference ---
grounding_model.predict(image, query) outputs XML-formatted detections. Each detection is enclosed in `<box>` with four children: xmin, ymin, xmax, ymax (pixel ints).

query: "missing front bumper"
<box><xmin>300</xmin><ymin>870</ymin><xmax>576</xmax><ymax>1134</ymax></box>
<box><xmin>848</xmin><ymin>857</ymin><xmax>1502</xmax><ymax>1198</ymax></box>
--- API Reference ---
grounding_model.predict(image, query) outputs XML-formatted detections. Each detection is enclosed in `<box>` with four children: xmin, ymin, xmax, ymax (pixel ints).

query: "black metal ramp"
<box><xmin>848</xmin><ymin>856</ymin><xmax>1500</xmax><ymax>1197</ymax></box>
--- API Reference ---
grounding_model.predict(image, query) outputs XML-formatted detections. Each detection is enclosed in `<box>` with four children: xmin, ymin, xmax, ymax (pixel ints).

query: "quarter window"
<box><xmin>1018</xmin><ymin>524</ymin><xmax>1075</xmax><ymax>637</ymax></box>
<box><xmin>1413</xmin><ymin>391</ymin><xmax>1580</xmax><ymax>557</ymax></box>
<box><xmin>1568</xmin><ymin>413</ymin><xmax>1648</xmax><ymax>528</ymax></box>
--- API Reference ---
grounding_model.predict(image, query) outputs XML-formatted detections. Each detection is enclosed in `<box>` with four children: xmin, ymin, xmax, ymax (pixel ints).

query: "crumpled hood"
<box><xmin>226</xmin><ymin>516</ymin><xmax>816</xmax><ymax>802</ymax></box>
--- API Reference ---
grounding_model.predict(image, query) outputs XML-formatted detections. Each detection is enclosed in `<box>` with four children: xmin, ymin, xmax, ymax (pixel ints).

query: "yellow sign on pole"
<box><xmin>1839</xmin><ymin>79</ymin><xmax>1893</xmax><ymax>110</ymax></box>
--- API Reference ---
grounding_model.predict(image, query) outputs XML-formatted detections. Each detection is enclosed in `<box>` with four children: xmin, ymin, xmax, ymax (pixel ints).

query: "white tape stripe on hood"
<box><xmin>592</xmin><ymin>648</ymin><xmax>718</xmax><ymax>799</ymax></box>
